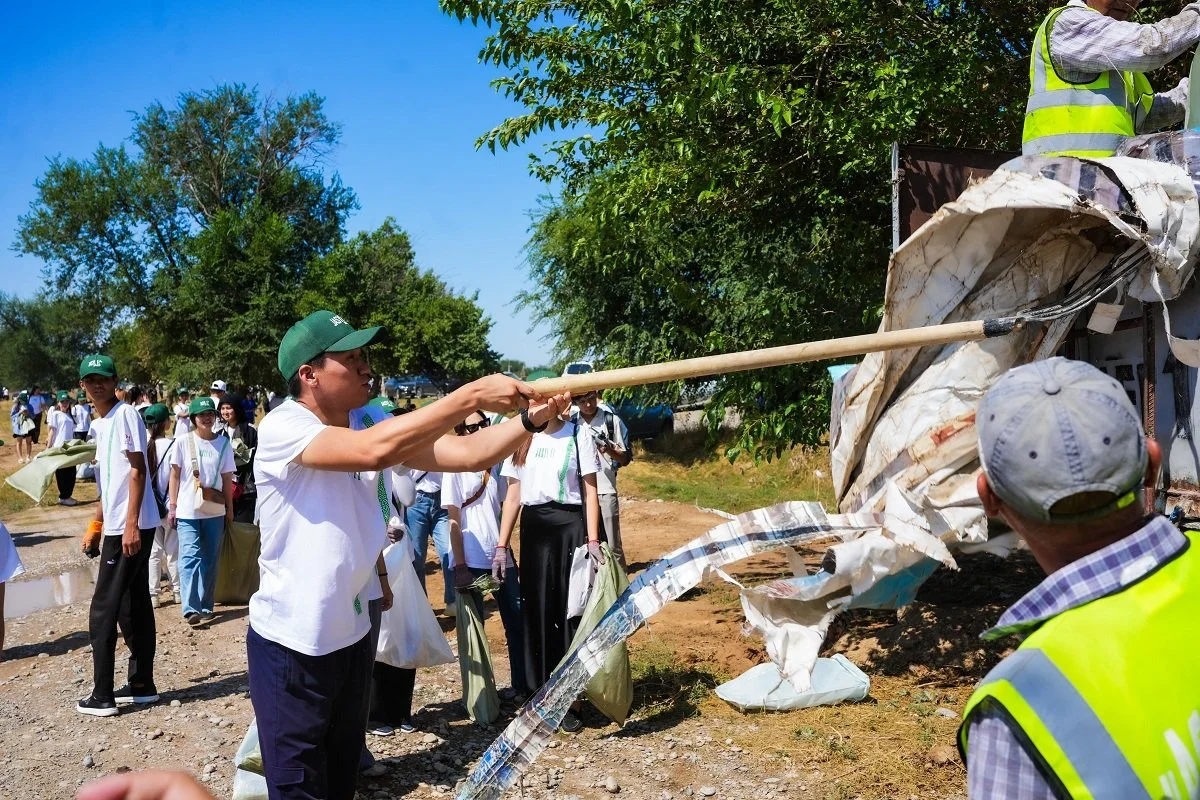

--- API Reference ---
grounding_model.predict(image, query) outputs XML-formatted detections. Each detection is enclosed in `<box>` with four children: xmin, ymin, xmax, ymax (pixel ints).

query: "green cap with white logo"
<box><xmin>189</xmin><ymin>396</ymin><xmax>218</xmax><ymax>416</ymax></box>
<box><xmin>79</xmin><ymin>354</ymin><xmax>116</xmax><ymax>378</ymax></box>
<box><xmin>368</xmin><ymin>396</ymin><xmax>399</xmax><ymax>415</ymax></box>
<box><xmin>278</xmin><ymin>310</ymin><xmax>383</xmax><ymax>380</ymax></box>
<box><xmin>142</xmin><ymin>403</ymin><xmax>170</xmax><ymax>425</ymax></box>
<box><xmin>56</xmin><ymin>390</ymin><xmax>70</xmax><ymax>402</ymax></box>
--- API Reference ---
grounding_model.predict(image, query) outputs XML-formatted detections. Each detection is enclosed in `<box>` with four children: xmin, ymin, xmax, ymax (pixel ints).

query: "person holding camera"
<box><xmin>167</xmin><ymin>396</ymin><xmax>235</xmax><ymax>627</ymax></box>
<box><xmin>572</xmin><ymin>391</ymin><xmax>632</xmax><ymax>564</ymax></box>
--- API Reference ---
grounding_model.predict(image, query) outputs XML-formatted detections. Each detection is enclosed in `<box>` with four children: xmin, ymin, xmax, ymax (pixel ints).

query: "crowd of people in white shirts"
<box><xmin>1</xmin><ymin>309</ymin><xmax>637</xmax><ymax>800</ymax></box>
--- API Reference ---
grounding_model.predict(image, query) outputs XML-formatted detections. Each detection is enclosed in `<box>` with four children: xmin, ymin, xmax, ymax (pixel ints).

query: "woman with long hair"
<box><xmin>216</xmin><ymin>394</ymin><xmax>258</xmax><ymax>523</ymax></box>
<box><xmin>497</xmin><ymin>407</ymin><xmax>602</xmax><ymax>731</ymax></box>
<box><xmin>10</xmin><ymin>391</ymin><xmax>34</xmax><ymax>463</ymax></box>
<box><xmin>167</xmin><ymin>397</ymin><xmax>234</xmax><ymax>626</ymax></box>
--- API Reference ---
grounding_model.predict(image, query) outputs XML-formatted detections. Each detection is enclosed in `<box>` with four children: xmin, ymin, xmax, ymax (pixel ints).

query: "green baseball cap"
<box><xmin>278</xmin><ymin>310</ymin><xmax>383</xmax><ymax>380</ymax></box>
<box><xmin>56</xmin><ymin>390</ymin><xmax>70</xmax><ymax>402</ymax></box>
<box><xmin>79</xmin><ymin>354</ymin><xmax>116</xmax><ymax>378</ymax></box>
<box><xmin>189</xmin><ymin>396</ymin><xmax>218</xmax><ymax>416</ymax></box>
<box><xmin>177</xmin><ymin>387</ymin><xmax>190</xmax><ymax>396</ymax></box>
<box><xmin>368</xmin><ymin>396</ymin><xmax>399</xmax><ymax>415</ymax></box>
<box><xmin>142</xmin><ymin>403</ymin><xmax>170</xmax><ymax>425</ymax></box>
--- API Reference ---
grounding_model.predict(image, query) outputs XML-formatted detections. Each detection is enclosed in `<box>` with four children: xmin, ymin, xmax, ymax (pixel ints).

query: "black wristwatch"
<box><xmin>520</xmin><ymin>407</ymin><xmax>548</xmax><ymax>433</ymax></box>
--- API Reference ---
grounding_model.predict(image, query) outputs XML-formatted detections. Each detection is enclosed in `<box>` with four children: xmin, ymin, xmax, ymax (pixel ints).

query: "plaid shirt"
<box><xmin>1049</xmin><ymin>0</ymin><xmax>1200</xmax><ymax>132</ymax></box>
<box><xmin>965</xmin><ymin>515</ymin><xmax>1187</xmax><ymax>799</ymax></box>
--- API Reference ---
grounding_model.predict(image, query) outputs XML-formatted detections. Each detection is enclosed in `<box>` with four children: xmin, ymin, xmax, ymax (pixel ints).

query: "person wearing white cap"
<box><xmin>209</xmin><ymin>380</ymin><xmax>227</xmax><ymax>404</ymax></box>
<box><xmin>961</xmin><ymin>357</ymin><xmax>1200</xmax><ymax>799</ymax></box>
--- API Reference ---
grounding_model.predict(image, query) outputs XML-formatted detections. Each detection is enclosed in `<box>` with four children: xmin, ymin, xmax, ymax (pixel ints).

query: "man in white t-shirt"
<box><xmin>173</xmin><ymin>388</ymin><xmax>193</xmax><ymax>438</ymax></box>
<box><xmin>248</xmin><ymin>309</ymin><xmax>571</xmax><ymax>799</ymax></box>
<box><xmin>209</xmin><ymin>380</ymin><xmax>226</xmax><ymax>404</ymax></box>
<box><xmin>76</xmin><ymin>354</ymin><xmax>162</xmax><ymax>717</ymax></box>
<box><xmin>572</xmin><ymin>391</ymin><xmax>632</xmax><ymax>563</ymax></box>
<box><xmin>46</xmin><ymin>390</ymin><xmax>79</xmax><ymax>506</ymax></box>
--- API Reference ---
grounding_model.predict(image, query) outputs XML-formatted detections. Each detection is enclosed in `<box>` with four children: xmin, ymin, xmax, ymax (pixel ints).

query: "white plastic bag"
<box><xmin>566</xmin><ymin>544</ymin><xmax>594</xmax><ymax>619</ymax></box>
<box><xmin>376</xmin><ymin>539</ymin><xmax>454</xmax><ymax>669</ymax></box>
<box><xmin>716</xmin><ymin>655</ymin><xmax>870</xmax><ymax>712</ymax></box>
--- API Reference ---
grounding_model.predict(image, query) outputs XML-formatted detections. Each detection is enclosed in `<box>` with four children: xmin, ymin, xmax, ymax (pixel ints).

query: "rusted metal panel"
<box><xmin>893</xmin><ymin>144</ymin><xmax>1019</xmax><ymax>247</ymax></box>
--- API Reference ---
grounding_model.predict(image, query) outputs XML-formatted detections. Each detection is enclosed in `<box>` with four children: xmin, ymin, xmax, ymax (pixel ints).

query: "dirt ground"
<box><xmin>0</xmin><ymin>437</ymin><xmax>1044</xmax><ymax>800</ymax></box>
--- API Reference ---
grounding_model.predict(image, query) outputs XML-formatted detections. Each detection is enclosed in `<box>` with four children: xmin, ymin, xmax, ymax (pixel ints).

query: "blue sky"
<box><xmin>0</xmin><ymin>1</ymin><xmax>556</xmax><ymax>365</ymax></box>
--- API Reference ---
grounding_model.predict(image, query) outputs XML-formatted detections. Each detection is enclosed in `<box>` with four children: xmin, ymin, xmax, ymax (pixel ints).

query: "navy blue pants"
<box><xmin>247</xmin><ymin>626</ymin><xmax>374</xmax><ymax>800</ymax></box>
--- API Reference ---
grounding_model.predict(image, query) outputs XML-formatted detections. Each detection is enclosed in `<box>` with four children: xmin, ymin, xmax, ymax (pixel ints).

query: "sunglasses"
<box><xmin>455</xmin><ymin>418</ymin><xmax>491</xmax><ymax>435</ymax></box>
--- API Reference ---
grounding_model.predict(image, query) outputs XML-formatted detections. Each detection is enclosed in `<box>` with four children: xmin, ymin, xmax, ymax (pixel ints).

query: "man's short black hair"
<box><xmin>287</xmin><ymin>353</ymin><xmax>329</xmax><ymax>398</ymax></box>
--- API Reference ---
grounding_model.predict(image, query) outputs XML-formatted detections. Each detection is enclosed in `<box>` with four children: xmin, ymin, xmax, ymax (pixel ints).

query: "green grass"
<box><xmin>621</xmin><ymin>430</ymin><xmax>836</xmax><ymax>514</ymax></box>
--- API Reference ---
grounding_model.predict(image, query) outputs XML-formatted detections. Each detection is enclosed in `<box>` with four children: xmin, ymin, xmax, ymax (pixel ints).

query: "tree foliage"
<box><xmin>14</xmin><ymin>85</ymin><xmax>497</xmax><ymax>390</ymax></box>
<box><xmin>438</xmin><ymin>0</ymin><xmax>1092</xmax><ymax>456</ymax></box>
<box><xmin>0</xmin><ymin>294</ymin><xmax>104</xmax><ymax>390</ymax></box>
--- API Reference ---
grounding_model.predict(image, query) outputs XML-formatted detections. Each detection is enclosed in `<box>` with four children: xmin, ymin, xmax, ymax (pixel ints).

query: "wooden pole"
<box><xmin>530</xmin><ymin>319</ymin><xmax>995</xmax><ymax>395</ymax></box>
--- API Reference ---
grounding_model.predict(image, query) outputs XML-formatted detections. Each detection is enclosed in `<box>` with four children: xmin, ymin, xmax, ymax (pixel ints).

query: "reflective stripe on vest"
<box><xmin>965</xmin><ymin>650</ymin><xmax>1149</xmax><ymax>799</ymax></box>
<box><xmin>1022</xmin><ymin>5</ymin><xmax>1149</xmax><ymax>158</ymax></box>
<box><xmin>960</xmin><ymin>530</ymin><xmax>1200</xmax><ymax>798</ymax></box>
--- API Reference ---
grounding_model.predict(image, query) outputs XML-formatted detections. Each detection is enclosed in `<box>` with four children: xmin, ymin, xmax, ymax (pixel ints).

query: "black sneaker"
<box><xmin>185</xmin><ymin>612</ymin><xmax>204</xmax><ymax>627</ymax></box>
<box><xmin>76</xmin><ymin>695</ymin><xmax>119</xmax><ymax>717</ymax></box>
<box><xmin>114</xmin><ymin>683</ymin><xmax>160</xmax><ymax>705</ymax></box>
<box><xmin>559</xmin><ymin>711</ymin><xmax>582</xmax><ymax>733</ymax></box>
<box><xmin>199</xmin><ymin>610</ymin><xmax>216</xmax><ymax>622</ymax></box>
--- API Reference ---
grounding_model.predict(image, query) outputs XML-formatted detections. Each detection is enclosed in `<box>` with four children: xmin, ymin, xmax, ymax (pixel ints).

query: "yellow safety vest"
<box><xmin>959</xmin><ymin>530</ymin><xmax>1200</xmax><ymax>798</ymax></box>
<box><xmin>1023</xmin><ymin>5</ymin><xmax>1155</xmax><ymax>158</ymax></box>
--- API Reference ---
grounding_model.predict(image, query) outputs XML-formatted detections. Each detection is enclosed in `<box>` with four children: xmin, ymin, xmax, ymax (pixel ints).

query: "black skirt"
<box><xmin>519</xmin><ymin>501</ymin><xmax>586</xmax><ymax>690</ymax></box>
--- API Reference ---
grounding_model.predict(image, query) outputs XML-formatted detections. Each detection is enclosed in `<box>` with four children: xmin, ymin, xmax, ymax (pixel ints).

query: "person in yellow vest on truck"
<box><xmin>962</xmin><ymin>357</ymin><xmax>1200</xmax><ymax>799</ymax></box>
<box><xmin>1024</xmin><ymin>0</ymin><xmax>1200</xmax><ymax>158</ymax></box>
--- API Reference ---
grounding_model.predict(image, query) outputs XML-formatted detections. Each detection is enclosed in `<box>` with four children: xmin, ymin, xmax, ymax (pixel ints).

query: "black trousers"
<box><xmin>30</xmin><ymin>412</ymin><xmax>42</xmax><ymax>444</ymax></box>
<box><xmin>369</xmin><ymin>663</ymin><xmax>416</xmax><ymax>725</ymax></box>
<box><xmin>88</xmin><ymin>529</ymin><xmax>157</xmax><ymax>701</ymax></box>
<box><xmin>248</xmin><ymin>626</ymin><xmax>373</xmax><ymax>800</ymax></box>
<box><xmin>519</xmin><ymin>501</ymin><xmax>585</xmax><ymax>689</ymax></box>
<box><xmin>55</xmin><ymin>466</ymin><xmax>76</xmax><ymax>500</ymax></box>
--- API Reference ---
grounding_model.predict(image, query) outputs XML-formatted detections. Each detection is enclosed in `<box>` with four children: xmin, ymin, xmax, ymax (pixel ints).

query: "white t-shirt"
<box><xmin>413</xmin><ymin>471</ymin><xmax>442</xmax><ymax>494</ymax></box>
<box><xmin>150</xmin><ymin>436</ymin><xmax>177</xmax><ymax>515</ymax></box>
<box><xmin>250</xmin><ymin>399</ymin><xmax>389</xmax><ymax>656</ymax></box>
<box><xmin>501</xmin><ymin>422</ymin><xmax>600</xmax><ymax>506</ymax></box>
<box><xmin>442</xmin><ymin>467</ymin><xmax>506</xmax><ymax>569</ymax></box>
<box><xmin>170</xmin><ymin>434</ymin><xmax>235</xmax><ymax>520</ymax></box>
<box><xmin>92</xmin><ymin>402</ymin><xmax>161</xmax><ymax>535</ymax></box>
<box><xmin>71</xmin><ymin>403</ymin><xmax>92</xmax><ymax>434</ymax></box>
<box><xmin>46</xmin><ymin>407</ymin><xmax>76</xmax><ymax>448</ymax></box>
<box><xmin>173</xmin><ymin>403</ymin><xmax>193</xmax><ymax>437</ymax></box>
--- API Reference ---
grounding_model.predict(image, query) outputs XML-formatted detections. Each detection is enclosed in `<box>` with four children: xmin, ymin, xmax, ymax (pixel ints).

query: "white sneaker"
<box><xmin>59</xmin><ymin>498</ymin><xmax>78</xmax><ymax>507</ymax></box>
<box><xmin>150</xmin><ymin>594</ymin><xmax>161</xmax><ymax>609</ymax></box>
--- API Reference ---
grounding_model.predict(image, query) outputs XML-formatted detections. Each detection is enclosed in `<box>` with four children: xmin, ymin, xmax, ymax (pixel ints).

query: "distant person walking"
<box><xmin>173</xmin><ymin>388</ymin><xmax>192</xmax><ymax>438</ymax></box>
<box><xmin>76</xmin><ymin>354</ymin><xmax>162</xmax><ymax>717</ymax></box>
<box><xmin>28</xmin><ymin>385</ymin><xmax>47</xmax><ymax>446</ymax></box>
<box><xmin>143</xmin><ymin>404</ymin><xmax>180</xmax><ymax>609</ymax></box>
<box><xmin>10</xmin><ymin>391</ymin><xmax>34</xmax><ymax>463</ymax></box>
<box><xmin>46</xmin><ymin>390</ymin><xmax>79</xmax><ymax>505</ymax></box>
<box><xmin>168</xmin><ymin>397</ymin><xmax>234</xmax><ymax>626</ymax></box>
<box><xmin>72</xmin><ymin>392</ymin><xmax>92</xmax><ymax>441</ymax></box>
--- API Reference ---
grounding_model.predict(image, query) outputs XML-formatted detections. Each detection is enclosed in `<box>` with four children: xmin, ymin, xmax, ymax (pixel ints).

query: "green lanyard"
<box><xmin>358</xmin><ymin>414</ymin><xmax>390</xmax><ymax>524</ymax></box>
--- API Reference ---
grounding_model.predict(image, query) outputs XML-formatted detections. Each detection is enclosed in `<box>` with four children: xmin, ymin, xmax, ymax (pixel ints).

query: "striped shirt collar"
<box><xmin>983</xmin><ymin>515</ymin><xmax>1187</xmax><ymax>640</ymax></box>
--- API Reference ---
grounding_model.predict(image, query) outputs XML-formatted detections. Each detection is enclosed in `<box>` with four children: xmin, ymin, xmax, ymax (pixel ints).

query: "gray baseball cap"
<box><xmin>977</xmin><ymin>357</ymin><xmax>1147</xmax><ymax>523</ymax></box>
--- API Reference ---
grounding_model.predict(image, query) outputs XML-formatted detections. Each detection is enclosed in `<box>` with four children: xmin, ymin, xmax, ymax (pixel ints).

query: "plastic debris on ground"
<box><xmin>716</xmin><ymin>655</ymin><xmax>869</xmax><ymax>712</ymax></box>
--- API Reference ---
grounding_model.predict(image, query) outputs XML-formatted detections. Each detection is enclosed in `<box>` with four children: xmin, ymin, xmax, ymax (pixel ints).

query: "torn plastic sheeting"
<box><xmin>455</xmin><ymin>501</ymin><xmax>879</xmax><ymax>800</ymax></box>
<box><xmin>716</xmin><ymin>656</ymin><xmax>869</xmax><ymax>713</ymax></box>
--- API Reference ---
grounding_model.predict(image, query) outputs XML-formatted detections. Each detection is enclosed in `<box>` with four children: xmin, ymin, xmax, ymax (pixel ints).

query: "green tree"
<box><xmin>0</xmin><ymin>294</ymin><xmax>104</xmax><ymax>390</ymax></box>
<box><xmin>440</xmin><ymin>0</ymin><xmax>1094</xmax><ymax>456</ymax></box>
<box><xmin>498</xmin><ymin>358</ymin><xmax>528</xmax><ymax>377</ymax></box>
<box><xmin>300</xmin><ymin>219</ymin><xmax>500</xmax><ymax>384</ymax></box>
<box><xmin>15</xmin><ymin>84</ymin><xmax>356</xmax><ymax>388</ymax></box>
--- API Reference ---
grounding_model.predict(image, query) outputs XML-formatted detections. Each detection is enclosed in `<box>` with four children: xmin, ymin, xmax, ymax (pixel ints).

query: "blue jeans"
<box><xmin>177</xmin><ymin>516</ymin><xmax>224</xmax><ymax>616</ymax></box>
<box><xmin>406</xmin><ymin>491</ymin><xmax>454</xmax><ymax>606</ymax></box>
<box><xmin>466</xmin><ymin>565</ymin><xmax>528</xmax><ymax>694</ymax></box>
